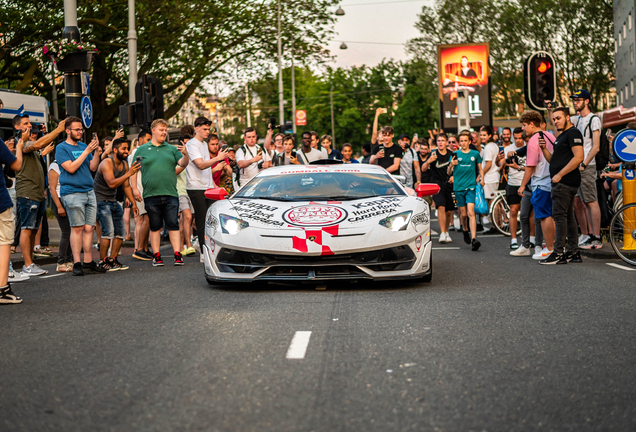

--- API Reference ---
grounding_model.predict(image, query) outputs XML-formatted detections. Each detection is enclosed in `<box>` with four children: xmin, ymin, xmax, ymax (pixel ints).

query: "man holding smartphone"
<box><xmin>57</xmin><ymin>116</ymin><xmax>104</xmax><ymax>275</ymax></box>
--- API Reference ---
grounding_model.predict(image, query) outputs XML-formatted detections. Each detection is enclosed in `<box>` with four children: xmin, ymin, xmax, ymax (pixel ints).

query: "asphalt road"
<box><xmin>2</xmin><ymin>233</ymin><xmax>636</xmax><ymax>432</ymax></box>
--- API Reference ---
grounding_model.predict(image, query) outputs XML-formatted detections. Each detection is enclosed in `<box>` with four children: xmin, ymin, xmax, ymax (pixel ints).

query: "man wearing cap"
<box><xmin>398</xmin><ymin>134</ymin><xmax>421</xmax><ymax>188</ymax></box>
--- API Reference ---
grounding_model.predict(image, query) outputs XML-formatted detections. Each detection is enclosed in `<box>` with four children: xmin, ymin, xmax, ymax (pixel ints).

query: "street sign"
<box><xmin>625</xmin><ymin>169</ymin><xmax>635</xmax><ymax>180</ymax></box>
<box><xmin>613</xmin><ymin>128</ymin><xmax>636</xmax><ymax>163</ymax></box>
<box><xmin>81</xmin><ymin>72</ymin><xmax>91</xmax><ymax>96</ymax></box>
<box><xmin>80</xmin><ymin>96</ymin><xmax>93</xmax><ymax>129</ymax></box>
<box><xmin>296</xmin><ymin>110</ymin><xmax>307</xmax><ymax>126</ymax></box>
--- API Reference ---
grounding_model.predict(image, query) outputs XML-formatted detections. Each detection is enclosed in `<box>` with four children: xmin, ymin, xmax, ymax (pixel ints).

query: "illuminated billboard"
<box><xmin>437</xmin><ymin>43</ymin><xmax>492</xmax><ymax>131</ymax></box>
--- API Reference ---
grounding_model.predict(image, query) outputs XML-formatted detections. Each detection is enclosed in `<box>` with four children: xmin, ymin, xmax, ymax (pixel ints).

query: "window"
<box><xmin>616</xmin><ymin>39</ymin><xmax>618</xmax><ymax>53</ymax></box>
<box><xmin>619</xmin><ymin>89</ymin><xmax>623</xmax><ymax>104</ymax></box>
<box><xmin>631</xmin><ymin>45</ymin><xmax>634</xmax><ymax>64</ymax></box>
<box><xmin>629</xmin><ymin>12</ymin><xmax>633</xmax><ymax>30</ymax></box>
<box><xmin>624</xmin><ymin>23</ymin><xmax>628</xmax><ymax>39</ymax></box>
<box><xmin>627</xmin><ymin>84</ymin><xmax>630</xmax><ymax>100</ymax></box>
<box><xmin>620</xmin><ymin>33</ymin><xmax>622</xmax><ymax>47</ymax></box>
<box><xmin>632</xmin><ymin>80</ymin><xmax>634</xmax><ymax>96</ymax></box>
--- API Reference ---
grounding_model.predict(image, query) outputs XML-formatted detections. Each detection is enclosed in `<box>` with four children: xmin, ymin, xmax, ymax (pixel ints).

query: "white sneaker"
<box><xmin>578</xmin><ymin>234</ymin><xmax>590</xmax><ymax>246</ymax></box>
<box><xmin>8</xmin><ymin>270</ymin><xmax>30</xmax><ymax>282</ymax></box>
<box><xmin>534</xmin><ymin>245</ymin><xmax>543</xmax><ymax>256</ymax></box>
<box><xmin>438</xmin><ymin>232</ymin><xmax>447</xmax><ymax>243</ymax></box>
<box><xmin>510</xmin><ymin>245</ymin><xmax>532</xmax><ymax>256</ymax></box>
<box><xmin>200</xmin><ymin>253</ymin><xmax>204</xmax><ymax>263</ymax></box>
<box><xmin>453</xmin><ymin>217</ymin><xmax>461</xmax><ymax>231</ymax></box>
<box><xmin>533</xmin><ymin>248</ymin><xmax>552</xmax><ymax>260</ymax></box>
<box><xmin>21</xmin><ymin>263</ymin><xmax>48</xmax><ymax>276</ymax></box>
<box><xmin>482</xmin><ymin>216</ymin><xmax>490</xmax><ymax>224</ymax></box>
<box><xmin>445</xmin><ymin>232</ymin><xmax>452</xmax><ymax>243</ymax></box>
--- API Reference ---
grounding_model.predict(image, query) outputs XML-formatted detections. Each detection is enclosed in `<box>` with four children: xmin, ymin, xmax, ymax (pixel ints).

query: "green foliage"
<box><xmin>222</xmin><ymin>60</ymin><xmax>439</xmax><ymax>151</ymax></box>
<box><xmin>408</xmin><ymin>0</ymin><xmax>615</xmax><ymax>114</ymax></box>
<box><xmin>0</xmin><ymin>0</ymin><xmax>337</xmax><ymax>136</ymax></box>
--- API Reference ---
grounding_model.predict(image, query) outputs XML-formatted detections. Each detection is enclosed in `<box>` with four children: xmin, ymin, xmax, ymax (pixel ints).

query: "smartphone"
<box><xmin>378</xmin><ymin>145</ymin><xmax>385</xmax><ymax>153</ymax></box>
<box><xmin>379</xmin><ymin>108</ymin><xmax>388</xmax><ymax>114</ymax></box>
<box><xmin>221</xmin><ymin>144</ymin><xmax>228</xmax><ymax>152</ymax></box>
<box><xmin>92</xmin><ymin>132</ymin><xmax>98</xmax><ymax>141</ymax></box>
<box><xmin>136</xmin><ymin>156</ymin><xmax>142</xmax><ymax>167</ymax></box>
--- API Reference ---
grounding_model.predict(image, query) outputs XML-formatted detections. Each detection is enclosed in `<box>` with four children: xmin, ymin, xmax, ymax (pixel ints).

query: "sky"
<box><xmin>328</xmin><ymin>0</ymin><xmax>431</xmax><ymax>68</ymax></box>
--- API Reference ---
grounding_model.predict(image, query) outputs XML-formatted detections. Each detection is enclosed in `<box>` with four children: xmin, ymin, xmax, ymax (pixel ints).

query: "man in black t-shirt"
<box><xmin>539</xmin><ymin>107</ymin><xmax>584</xmax><ymax>265</ymax></box>
<box><xmin>370</xmin><ymin>126</ymin><xmax>403</xmax><ymax>175</ymax></box>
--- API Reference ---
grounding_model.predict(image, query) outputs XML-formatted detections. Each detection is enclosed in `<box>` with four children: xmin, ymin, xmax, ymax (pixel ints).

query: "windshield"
<box><xmin>235</xmin><ymin>172</ymin><xmax>406</xmax><ymax>201</ymax></box>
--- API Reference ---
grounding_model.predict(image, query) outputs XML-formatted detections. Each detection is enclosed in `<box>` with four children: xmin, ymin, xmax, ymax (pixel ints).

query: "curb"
<box><xmin>580</xmin><ymin>243</ymin><xmax>620</xmax><ymax>260</ymax></box>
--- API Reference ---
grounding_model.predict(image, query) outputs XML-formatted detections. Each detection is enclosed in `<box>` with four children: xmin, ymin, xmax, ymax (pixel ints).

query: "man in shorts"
<box><xmin>448</xmin><ymin>131</ymin><xmax>484</xmax><ymax>250</ymax></box>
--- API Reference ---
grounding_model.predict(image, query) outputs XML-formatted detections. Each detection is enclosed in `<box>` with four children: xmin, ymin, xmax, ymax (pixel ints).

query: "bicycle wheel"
<box><xmin>609</xmin><ymin>203</ymin><xmax>636</xmax><ymax>266</ymax></box>
<box><xmin>491</xmin><ymin>196</ymin><xmax>512</xmax><ymax>236</ymax></box>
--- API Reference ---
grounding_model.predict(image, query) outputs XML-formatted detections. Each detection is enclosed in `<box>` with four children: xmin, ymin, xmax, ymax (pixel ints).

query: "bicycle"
<box><xmin>609</xmin><ymin>202</ymin><xmax>636</xmax><ymax>266</ymax></box>
<box><xmin>489</xmin><ymin>190</ymin><xmax>522</xmax><ymax>237</ymax></box>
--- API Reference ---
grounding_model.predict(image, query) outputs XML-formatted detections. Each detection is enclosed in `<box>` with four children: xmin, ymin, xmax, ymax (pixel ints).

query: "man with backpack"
<box><xmin>568</xmin><ymin>90</ymin><xmax>603</xmax><ymax>249</ymax></box>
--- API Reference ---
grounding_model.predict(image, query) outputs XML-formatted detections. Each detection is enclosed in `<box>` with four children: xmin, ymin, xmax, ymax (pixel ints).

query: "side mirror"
<box><xmin>204</xmin><ymin>188</ymin><xmax>228</xmax><ymax>201</ymax></box>
<box><xmin>416</xmin><ymin>183</ymin><xmax>440</xmax><ymax>198</ymax></box>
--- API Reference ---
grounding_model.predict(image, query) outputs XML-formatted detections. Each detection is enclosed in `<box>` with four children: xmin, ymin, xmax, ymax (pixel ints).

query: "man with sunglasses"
<box><xmin>12</xmin><ymin>115</ymin><xmax>67</xmax><ymax>277</ymax></box>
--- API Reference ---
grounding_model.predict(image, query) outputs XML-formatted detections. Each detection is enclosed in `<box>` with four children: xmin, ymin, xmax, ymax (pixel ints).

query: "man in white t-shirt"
<box><xmin>296</xmin><ymin>131</ymin><xmax>323</xmax><ymax>164</ymax></box>
<box><xmin>568</xmin><ymin>89</ymin><xmax>602</xmax><ymax>249</ymax></box>
<box><xmin>479</xmin><ymin>126</ymin><xmax>501</xmax><ymax>203</ymax></box>
<box><xmin>186</xmin><ymin>116</ymin><xmax>228</xmax><ymax>251</ymax></box>
<box><xmin>398</xmin><ymin>133</ymin><xmax>421</xmax><ymax>188</ymax></box>
<box><xmin>236</xmin><ymin>127</ymin><xmax>271</xmax><ymax>186</ymax></box>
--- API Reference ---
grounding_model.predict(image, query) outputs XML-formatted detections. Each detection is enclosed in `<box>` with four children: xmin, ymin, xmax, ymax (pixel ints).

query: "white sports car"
<box><xmin>202</xmin><ymin>163</ymin><xmax>440</xmax><ymax>284</ymax></box>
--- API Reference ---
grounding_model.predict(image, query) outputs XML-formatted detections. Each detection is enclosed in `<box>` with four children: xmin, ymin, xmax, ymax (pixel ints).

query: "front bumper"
<box><xmin>203</xmin><ymin>238</ymin><xmax>432</xmax><ymax>283</ymax></box>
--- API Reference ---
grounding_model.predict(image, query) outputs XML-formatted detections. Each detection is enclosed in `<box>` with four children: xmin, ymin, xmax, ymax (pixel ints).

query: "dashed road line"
<box><xmin>40</xmin><ymin>273</ymin><xmax>66</xmax><ymax>279</ymax></box>
<box><xmin>432</xmin><ymin>247</ymin><xmax>460</xmax><ymax>250</ymax></box>
<box><xmin>606</xmin><ymin>263</ymin><xmax>636</xmax><ymax>271</ymax></box>
<box><xmin>286</xmin><ymin>331</ymin><xmax>312</xmax><ymax>359</ymax></box>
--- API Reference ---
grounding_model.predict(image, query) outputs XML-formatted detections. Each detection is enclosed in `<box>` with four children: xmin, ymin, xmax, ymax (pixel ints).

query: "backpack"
<box><xmin>578</xmin><ymin>115</ymin><xmax>610</xmax><ymax>170</ymax></box>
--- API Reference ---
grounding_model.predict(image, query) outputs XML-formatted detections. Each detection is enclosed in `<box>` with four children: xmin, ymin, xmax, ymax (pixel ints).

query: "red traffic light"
<box><xmin>537</xmin><ymin>62</ymin><xmax>550</xmax><ymax>73</ymax></box>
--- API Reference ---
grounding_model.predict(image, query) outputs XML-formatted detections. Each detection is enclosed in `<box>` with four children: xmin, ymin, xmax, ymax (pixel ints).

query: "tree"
<box><xmin>0</xmin><ymin>0</ymin><xmax>338</xmax><ymax>135</ymax></box>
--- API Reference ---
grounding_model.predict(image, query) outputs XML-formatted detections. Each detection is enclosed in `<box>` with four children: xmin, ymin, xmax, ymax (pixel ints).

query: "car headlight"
<box><xmin>379</xmin><ymin>211</ymin><xmax>412</xmax><ymax>231</ymax></box>
<box><xmin>219</xmin><ymin>214</ymin><xmax>249</xmax><ymax>235</ymax></box>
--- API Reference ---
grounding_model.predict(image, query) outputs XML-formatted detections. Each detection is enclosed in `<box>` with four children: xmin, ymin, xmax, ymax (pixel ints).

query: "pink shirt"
<box><xmin>526</xmin><ymin>131</ymin><xmax>555</xmax><ymax>189</ymax></box>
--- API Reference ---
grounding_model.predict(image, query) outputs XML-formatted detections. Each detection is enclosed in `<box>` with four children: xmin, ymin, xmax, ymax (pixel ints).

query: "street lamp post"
<box><xmin>62</xmin><ymin>0</ymin><xmax>82</xmax><ymax>118</ymax></box>
<box><xmin>291</xmin><ymin>45</ymin><xmax>296</xmax><ymax>133</ymax></box>
<box><xmin>128</xmin><ymin>0</ymin><xmax>138</xmax><ymax>133</ymax></box>
<box><xmin>277</xmin><ymin>0</ymin><xmax>284</xmax><ymax>126</ymax></box>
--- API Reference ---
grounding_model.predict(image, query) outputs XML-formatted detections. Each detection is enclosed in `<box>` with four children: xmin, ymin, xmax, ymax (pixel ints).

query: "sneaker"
<box><xmin>471</xmin><ymin>238</ymin><xmax>481</xmax><ymax>251</ymax></box>
<box><xmin>482</xmin><ymin>216</ymin><xmax>490</xmax><ymax>224</ymax></box>
<box><xmin>112</xmin><ymin>258</ymin><xmax>129</xmax><ymax>271</ymax></box>
<box><xmin>73</xmin><ymin>262</ymin><xmax>84</xmax><ymax>276</ymax></box>
<box><xmin>34</xmin><ymin>246</ymin><xmax>53</xmax><ymax>256</ymax></box>
<box><xmin>533</xmin><ymin>247</ymin><xmax>551</xmax><ymax>260</ymax></box>
<box><xmin>186</xmin><ymin>246</ymin><xmax>197</xmax><ymax>256</ymax></box>
<box><xmin>56</xmin><ymin>263</ymin><xmax>73</xmax><ymax>273</ymax></box>
<box><xmin>534</xmin><ymin>245</ymin><xmax>543</xmax><ymax>256</ymax></box>
<box><xmin>83</xmin><ymin>260</ymin><xmax>107</xmax><ymax>274</ymax></box>
<box><xmin>133</xmin><ymin>249</ymin><xmax>152</xmax><ymax>261</ymax></box>
<box><xmin>540</xmin><ymin>251</ymin><xmax>567</xmax><ymax>265</ymax></box>
<box><xmin>8</xmin><ymin>271</ymin><xmax>29</xmax><ymax>282</ymax></box>
<box><xmin>448</xmin><ymin>225</ymin><xmax>455</xmax><ymax>232</ymax></box>
<box><xmin>438</xmin><ymin>232</ymin><xmax>447</xmax><ymax>244</ymax></box>
<box><xmin>510</xmin><ymin>240</ymin><xmax>519</xmax><ymax>250</ymax></box>
<box><xmin>463</xmin><ymin>229</ymin><xmax>471</xmax><ymax>245</ymax></box>
<box><xmin>510</xmin><ymin>245</ymin><xmax>532</xmax><ymax>256</ymax></box>
<box><xmin>33</xmin><ymin>250</ymin><xmax>50</xmax><ymax>258</ymax></box>
<box><xmin>578</xmin><ymin>234</ymin><xmax>590</xmax><ymax>246</ymax></box>
<box><xmin>0</xmin><ymin>284</ymin><xmax>22</xmax><ymax>304</ymax></box>
<box><xmin>579</xmin><ymin>238</ymin><xmax>593</xmax><ymax>250</ymax></box>
<box><xmin>200</xmin><ymin>253</ymin><xmax>204</xmax><ymax>263</ymax></box>
<box><xmin>100</xmin><ymin>258</ymin><xmax>118</xmax><ymax>272</ymax></box>
<box><xmin>174</xmin><ymin>251</ymin><xmax>184</xmax><ymax>266</ymax></box>
<box><xmin>153</xmin><ymin>253</ymin><xmax>164</xmax><ymax>267</ymax></box>
<box><xmin>476</xmin><ymin>223</ymin><xmax>484</xmax><ymax>233</ymax></box>
<box><xmin>565</xmin><ymin>250</ymin><xmax>583</xmax><ymax>263</ymax></box>
<box><xmin>22</xmin><ymin>263</ymin><xmax>48</xmax><ymax>276</ymax></box>
<box><xmin>590</xmin><ymin>237</ymin><xmax>603</xmax><ymax>250</ymax></box>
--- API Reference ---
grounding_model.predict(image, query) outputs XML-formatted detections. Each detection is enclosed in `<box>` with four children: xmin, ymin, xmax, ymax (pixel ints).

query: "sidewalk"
<box><xmin>11</xmin><ymin>217</ymin><xmax>137</xmax><ymax>268</ymax></box>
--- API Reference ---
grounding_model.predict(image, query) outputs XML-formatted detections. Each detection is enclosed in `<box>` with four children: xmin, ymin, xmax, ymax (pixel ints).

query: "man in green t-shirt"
<box><xmin>130</xmin><ymin>119</ymin><xmax>189</xmax><ymax>266</ymax></box>
<box><xmin>448</xmin><ymin>131</ymin><xmax>484</xmax><ymax>251</ymax></box>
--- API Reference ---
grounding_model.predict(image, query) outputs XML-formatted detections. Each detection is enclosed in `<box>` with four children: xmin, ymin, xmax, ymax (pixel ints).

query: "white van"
<box><xmin>0</xmin><ymin>89</ymin><xmax>50</xmax><ymax>141</ymax></box>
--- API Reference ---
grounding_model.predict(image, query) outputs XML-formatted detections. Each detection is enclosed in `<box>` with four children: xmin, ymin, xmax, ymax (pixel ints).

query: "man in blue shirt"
<box><xmin>0</xmin><ymin>137</ymin><xmax>24</xmax><ymax>304</ymax></box>
<box><xmin>56</xmin><ymin>116</ymin><xmax>105</xmax><ymax>276</ymax></box>
<box><xmin>448</xmin><ymin>131</ymin><xmax>484</xmax><ymax>251</ymax></box>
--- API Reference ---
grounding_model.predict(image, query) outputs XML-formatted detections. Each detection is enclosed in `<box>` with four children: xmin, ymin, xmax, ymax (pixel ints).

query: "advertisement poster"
<box><xmin>437</xmin><ymin>43</ymin><xmax>492</xmax><ymax>132</ymax></box>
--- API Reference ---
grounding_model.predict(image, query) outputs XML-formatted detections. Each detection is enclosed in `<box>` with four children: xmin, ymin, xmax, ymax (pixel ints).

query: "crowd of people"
<box><xmin>0</xmin><ymin>88</ymin><xmax>629</xmax><ymax>304</ymax></box>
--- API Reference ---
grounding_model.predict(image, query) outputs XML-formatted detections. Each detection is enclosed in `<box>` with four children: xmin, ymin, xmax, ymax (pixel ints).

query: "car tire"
<box><xmin>422</xmin><ymin>254</ymin><xmax>432</xmax><ymax>283</ymax></box>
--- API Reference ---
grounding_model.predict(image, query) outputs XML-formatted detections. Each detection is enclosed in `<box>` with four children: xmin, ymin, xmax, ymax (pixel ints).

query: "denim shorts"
<box><xmin>144</xmin><ymin>195</ymin><xmax>179</xmax><ymax>232</ymax></box>
<box><xmin>17</xmin><ymin>197</ymin><xmax>46</xmax><ymax>230</ymax></box>
<box><xmin>61</xmin><ymin>190</ymin><xmax>97</xmax><ymax>227</ymax></box>
<box><xmin>531</xmin><ymin>188</ymin><xmax>553</xmax><ymax>219</ymax></box>
<box><xmin>454</xmin><ymin>189</ymin><xmax>476</xmax><ymax>208</ymax></box>
<box><xmin>97</xmin><ymin>201</ymin><xmax>125</xmax><ymax>240</ymax></box>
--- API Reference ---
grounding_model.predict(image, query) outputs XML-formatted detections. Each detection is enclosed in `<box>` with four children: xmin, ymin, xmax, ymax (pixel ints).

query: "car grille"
<box><xmin>215</xmin><ymin>246</ymin><xmax>416</xmax><ymax>275</ymax></box>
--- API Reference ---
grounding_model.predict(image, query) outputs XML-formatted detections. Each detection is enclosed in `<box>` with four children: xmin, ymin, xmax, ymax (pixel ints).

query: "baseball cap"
<box><xmin>570</xmin><ymin>89</ymin><xmax>591</xmax><ymax>100</ymax></box>
<box><xmin>399</xmin><ymin>133</ymin><xmax>410</xmax><ymax>140</ymax></box>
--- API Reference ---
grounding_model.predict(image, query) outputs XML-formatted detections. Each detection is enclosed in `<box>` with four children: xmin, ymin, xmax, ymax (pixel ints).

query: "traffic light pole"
<box><xmin>128</xmin><ymin>0</ymin><xmax>139</xmax><ymax>134</ymax></box>
<box><xmin>62</xmin><ymin>0</ymin><xmax>82</xmax><ymax>118</ymax></box>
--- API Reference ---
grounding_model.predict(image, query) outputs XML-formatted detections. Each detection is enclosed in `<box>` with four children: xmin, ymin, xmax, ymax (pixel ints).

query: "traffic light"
<box><xmin>136</xmin><ymin>75</ymin><xmax>164</xmax><ymax>126</ymax></box>
<box><xmin>523</xmin><ymin>52</ymin><xmax>556</xmax><ymax>110</ymax></box>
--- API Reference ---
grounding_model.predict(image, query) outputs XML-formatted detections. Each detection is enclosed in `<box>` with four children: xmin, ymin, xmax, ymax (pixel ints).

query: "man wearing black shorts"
<box><xmin>504</xmin><ymin>127</ymin><xmax>526</xmax><ymax>250</ymax></box>
<box><xmin>421</xmin><ymin>133</ymin><xmax>455</xmax><ymax>243</ymax></box>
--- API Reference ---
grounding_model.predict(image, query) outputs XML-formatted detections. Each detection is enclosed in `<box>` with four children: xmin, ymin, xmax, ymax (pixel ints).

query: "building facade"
<box><xmin>615</xmin><ymin>0</ymin><xmax>636</xmax><ymax>108</ymax></box>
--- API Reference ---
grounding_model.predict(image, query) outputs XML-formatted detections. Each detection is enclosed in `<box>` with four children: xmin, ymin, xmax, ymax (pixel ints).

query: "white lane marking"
<box><xmin>606</xmin><ymin>263</ymin><xmax>636</xmax><ymax>271</ymax></box>
<box><xmin>432</xmin><ymin>247</ymin><xmax>460</xmax><ymax>250</ymax></box>
<box><xmin>286</xmin><ymin>331</ymin><xmax>312</xmax><ymax>359</ymax></box>
<box><xmin>40</xmin><ymin>273</ymin><xmax>66</xmax><ymax>279</ymax></box>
